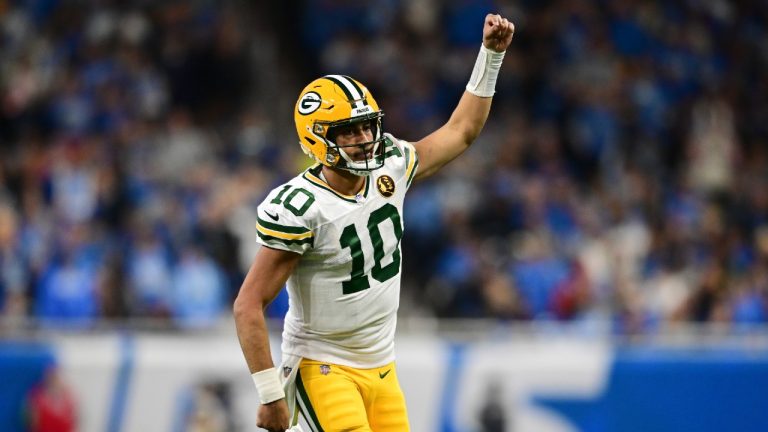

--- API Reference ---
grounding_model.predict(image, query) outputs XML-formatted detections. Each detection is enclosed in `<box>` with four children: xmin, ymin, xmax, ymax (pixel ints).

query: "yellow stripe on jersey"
<box><xmin>304</xmin><ymin>171</ymin><xmax>355</xmax><ymax>198</ymax></box>
<box><xmin>404</xmin><ymin>142</ymin><xmax>418</xmax><ymax>183</ymax></box>
<box><xmin>256</xmin><ymin>222</ymin><xmax>313</xmax><ymax>241</ymax></box>
<box><xmin>303</xmin><ymin>165</ymin><xmax>369</xmax><ymax>203</ymax></box>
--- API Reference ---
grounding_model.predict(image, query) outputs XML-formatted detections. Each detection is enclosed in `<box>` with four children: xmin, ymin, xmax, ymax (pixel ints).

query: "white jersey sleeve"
<box><xmin>256</xmin><ymin>184</ymin><xmax>316</xmax><ymax>255</ymax></box>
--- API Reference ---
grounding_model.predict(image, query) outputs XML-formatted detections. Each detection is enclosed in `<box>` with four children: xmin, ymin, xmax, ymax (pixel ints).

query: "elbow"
<box><xmin>457</xmin><ymin>130</ymin><xmax>479</xmax><ymax>151</ymax></box>
<box><xmin>462</xmin><ymin>121</ymin><xmax>483</xmax><ymax>145</ymax></box>
<box><xmin>232</xmin><ymin>294</ymin><xmax>246</xmax><ymax>320</ymax></box>
<box><xmin>233</xmin><ymin>292</ymin><xmax>258</xmax><ymax>322</ymax></box>
<box><xmin>448</xmin><ymin>119</ymin><xmax>481</xmax><ymax>148</ymax></box>
<box><xmin>464</xmin><ymin>131</ymin><xmax>479</xmax><ymax>148</ymax></box>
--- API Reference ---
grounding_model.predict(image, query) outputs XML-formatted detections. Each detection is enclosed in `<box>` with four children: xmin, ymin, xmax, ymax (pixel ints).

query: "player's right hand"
<box><xmin>256</xmin><ymin>398</ymin><xmax>291</xmax><ymax>432</ymax></box>
<box><xmin>483</xmin><ymin>13</ymin><xmax>515</xmax><ymax>53</ymax></box>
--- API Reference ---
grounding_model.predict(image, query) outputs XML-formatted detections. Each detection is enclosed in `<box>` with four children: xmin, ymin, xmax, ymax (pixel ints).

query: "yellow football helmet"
<box><xmin>294</xmin><ymin>75</ymin><xmax>385</xmax><ymax>175</ymax></box>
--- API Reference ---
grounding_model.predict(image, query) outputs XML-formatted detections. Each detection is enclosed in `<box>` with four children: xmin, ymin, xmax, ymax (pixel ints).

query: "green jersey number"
<box><xmin>339</xmin><ymin>204</ymin><xmax>403</xmax><ymax>294</ymax></box>
<box><xmin>270</xmin><ymin>185</ymin><xmax>315</xmax><ymax>216</ymax></box>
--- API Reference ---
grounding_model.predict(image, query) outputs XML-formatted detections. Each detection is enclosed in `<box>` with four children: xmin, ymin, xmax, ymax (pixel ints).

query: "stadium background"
<box><xmin>1</xmin><ymin>0</ymin><xmax>767</xmax><ymax>431</ymax></box>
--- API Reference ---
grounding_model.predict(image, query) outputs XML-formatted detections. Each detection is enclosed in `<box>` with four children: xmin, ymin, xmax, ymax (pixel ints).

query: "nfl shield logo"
<box><xmin>320</xmin><ymin>365</ymin><xmax>331</xmax><ymax>375</ymax></box>
<box><xmin>283</xmin><ymin>367</ymin><xmax>292</xmax><ymax>378</ymax></box>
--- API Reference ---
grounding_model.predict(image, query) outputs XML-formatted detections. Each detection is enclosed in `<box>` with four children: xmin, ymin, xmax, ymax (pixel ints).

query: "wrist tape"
<box><xmin>251</xmin><ymin>367</ymin><xmax>285</xmax><ymax>404</ymax></box>
<box><xmin>466</xmin><ymin>44</ymin><xmax>505</xmax><ymax>97</ymax></box>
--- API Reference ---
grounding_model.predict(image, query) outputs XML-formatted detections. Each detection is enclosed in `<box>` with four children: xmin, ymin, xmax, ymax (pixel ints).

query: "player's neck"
<box><xmin>320</xmin><ymin>166</ymin><xmax>366</xmax><ymax>196</ymax></box>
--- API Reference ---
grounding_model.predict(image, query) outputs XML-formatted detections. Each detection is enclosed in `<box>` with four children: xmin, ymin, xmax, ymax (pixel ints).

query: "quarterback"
<box><xmin>234</xmin><ymin>14</ymin><xmax>515</xmax><ymax>432</ymax></box>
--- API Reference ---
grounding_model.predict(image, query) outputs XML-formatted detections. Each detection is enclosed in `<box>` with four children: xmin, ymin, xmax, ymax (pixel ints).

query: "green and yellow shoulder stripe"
<box><xmin>256</xmin><ymin>216</ymin><xmax>314</xmax><ymax>247</ymax></box>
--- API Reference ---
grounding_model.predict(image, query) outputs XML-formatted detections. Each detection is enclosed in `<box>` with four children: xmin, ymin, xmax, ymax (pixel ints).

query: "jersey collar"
<box><xmin>302</xmin><ymin>165</ymin><xmax>370</xmax><ymax>204</ymax></box>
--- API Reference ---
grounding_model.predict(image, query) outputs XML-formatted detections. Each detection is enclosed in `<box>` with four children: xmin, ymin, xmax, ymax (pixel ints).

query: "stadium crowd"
<box><xmin>1</xmin><ymin>0</ymin><xmax>767</xmax><ymax>332</ymax></box>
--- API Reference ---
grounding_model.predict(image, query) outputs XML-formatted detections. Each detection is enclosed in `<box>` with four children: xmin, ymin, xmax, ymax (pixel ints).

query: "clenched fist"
<box><xmin>483</xmin><ymin>14</ymin><xmax>515</xmax><ymax>53</ymax></box>
<box><xmin>257</xmin><ymin>399</ymin><xmax>291</xmax><ymax>432</ymax></box>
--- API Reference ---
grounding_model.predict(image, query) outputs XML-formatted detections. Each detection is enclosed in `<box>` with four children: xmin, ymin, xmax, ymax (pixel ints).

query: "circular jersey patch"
<box><xmin>376</xmin><ymin>175</ymin><xmax>396</xmax><ymax>198</ymax></box>
<box><xmin>298</xmin><ymin>91</ymin><xmax>322</xmax><ymax>115</ymax></box>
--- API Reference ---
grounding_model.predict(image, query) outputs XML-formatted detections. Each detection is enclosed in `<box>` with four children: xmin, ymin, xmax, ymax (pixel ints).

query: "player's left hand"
<box><xmin>482</xmin><ymin>13</ymin><xmax>515</xmax><ymax>53</ymax></box>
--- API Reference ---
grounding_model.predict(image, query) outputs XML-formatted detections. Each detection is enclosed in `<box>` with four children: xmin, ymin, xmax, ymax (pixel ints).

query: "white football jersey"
<box><xmin>256</xmin><ymin>133</ymin><xmax>419</xmax><ymax>368</ymax></box>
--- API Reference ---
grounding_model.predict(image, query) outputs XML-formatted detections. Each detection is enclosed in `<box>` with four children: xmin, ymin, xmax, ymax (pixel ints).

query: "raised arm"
<box><xmin>413</xmin><ymin>13</ymin><xmax>515</xmax><ymax>179</ymax></box>
<box><xmin>233</xmin><ymin>246</ymin><xmax>301</xmax><ymax>432</ymax></box>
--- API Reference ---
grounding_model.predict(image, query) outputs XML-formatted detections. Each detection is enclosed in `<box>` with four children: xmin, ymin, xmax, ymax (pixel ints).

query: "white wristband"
<box><xmin>251</xmin><ymin>367</ymin><xmax>285</xmax><ymax>404</ymax></box>
<box><xmin>466</xmin><ymin>44</ymin><xmax>505</xmax><ymax>97</ymax></box>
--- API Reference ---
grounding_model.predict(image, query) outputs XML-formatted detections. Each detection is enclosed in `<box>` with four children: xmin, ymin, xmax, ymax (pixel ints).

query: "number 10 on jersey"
<box><xmin>339</xmin><ymin>204</ymin><xmax>403</xmax><ymax>295</ymax></box>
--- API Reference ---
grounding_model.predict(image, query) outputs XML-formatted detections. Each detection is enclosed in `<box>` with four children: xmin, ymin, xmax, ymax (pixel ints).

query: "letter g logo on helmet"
<box><xmin>298</xmin><ymin>91</ymin><xmax>322</xmax><ymax>115</ymax></box>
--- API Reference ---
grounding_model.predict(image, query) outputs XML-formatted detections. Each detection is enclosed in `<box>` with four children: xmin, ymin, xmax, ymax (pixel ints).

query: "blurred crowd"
<box><xmin>1</xmin><ymin>0</ymin><xmax>767</xmax><ymax>333</ymax></box>
<box><xmin>0</xmin><ymin>0</ymin><xmax>269</xmax><ymax>328</ymax></box>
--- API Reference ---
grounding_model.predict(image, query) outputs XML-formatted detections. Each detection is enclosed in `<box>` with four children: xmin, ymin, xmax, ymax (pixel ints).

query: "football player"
<box><xmin>234</xmin><ymin>14</ymin><xmax>514</xmax><ymax>432</ymax></box>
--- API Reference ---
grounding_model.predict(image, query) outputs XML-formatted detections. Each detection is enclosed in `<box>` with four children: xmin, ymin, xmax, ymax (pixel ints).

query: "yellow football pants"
<box><xmin>295</xmin><ymin>359</ymin><xmax>410</xmax><ymax>432</ymax></box>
